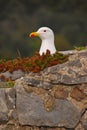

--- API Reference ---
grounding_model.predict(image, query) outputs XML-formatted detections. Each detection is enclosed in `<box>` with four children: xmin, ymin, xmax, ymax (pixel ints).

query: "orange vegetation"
<box><xmin>0</xmin><ymin>50</ymin><xmax>68</xmax><ymax>73</ymax></box>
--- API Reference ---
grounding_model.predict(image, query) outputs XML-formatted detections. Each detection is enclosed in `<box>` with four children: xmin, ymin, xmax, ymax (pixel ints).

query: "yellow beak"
<box><xmin>29</xmin><ymin>32</ymin><xmax>39</xmax><ymax>37</ymax></box>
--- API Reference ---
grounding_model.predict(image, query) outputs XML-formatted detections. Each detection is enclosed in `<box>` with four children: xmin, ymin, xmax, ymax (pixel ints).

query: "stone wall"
<box><xmin>0</xmin><ymin>50</ymin><xmax>87</xmax><ymax>130</ymax></box>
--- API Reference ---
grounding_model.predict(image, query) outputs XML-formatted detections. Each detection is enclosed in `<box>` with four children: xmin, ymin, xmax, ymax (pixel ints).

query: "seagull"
<box><xmin>29</xmin><ymin>27</ymin><xmax>56</xmax><ymax>55</ymax></box>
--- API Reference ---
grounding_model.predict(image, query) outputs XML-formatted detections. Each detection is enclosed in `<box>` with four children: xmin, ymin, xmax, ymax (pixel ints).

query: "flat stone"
<box><xmin>11</xmin><ymin>70</ymin><xmax>25</xmax><ymax>80</ymax></box>
<box><xmin>16</xmin><ymin>82</ymin><xmax>81</xmax><ymax>129</ymax></box>
<box><xmin>23</xmin><ymin>76</ymin><xmax>52</xmax><ymax>90</ymax></box>
<box><xmin>0</xmin><ymin>70</ymin><xmax>24</xmax><ymax>81</ymax></box>
<box><xmin>71</xmin><ymin>87</ymin><xmax>85</xmax><ymax>101</ymax></box>
<box><xmin>59</xmin><ymin>50</ymin><xmax>78</xmax><ymax>55</ymax></box>
<box><xmin>81</xmin><ymin>111</ymin><xmax>87</xmax><ymax>130</ymax></box>
<box><xmin>0</xmin><ymin>89</ymin><xmax>8</xmax><ymax>122</ymax></box>
<box><xmin>6</xmin><ymin>87</ymin><xmax>16</xmax><ymax>109</ymax></box>
<box><xmin>54</xmin><ymin>88</ymin><xmax>68</xmax><ymax>99</ymax></box>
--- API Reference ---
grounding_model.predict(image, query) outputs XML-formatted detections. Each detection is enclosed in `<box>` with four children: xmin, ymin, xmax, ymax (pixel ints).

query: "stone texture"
<box><xmin>6</xmin><ymin>87</ymin><xmax>16</xmax><ymax>109</ymax></box>
<box><xmin>75</xmin><ymin>123</ymin><xmax>84</xmax><ymax>130</ymax></box>
<box><xmin>0</xmin><ymin>89</ymin><xmax>8</xmax><ymax>122</ymax></box>
<box><xmin>0</xmin><ymin>70</ymin><xmax>24</xmax><ymax>81</ymax></box>
<box><xmin>16</xmin><ymin>81</ymin><xmax>81</xmax><ymax>128</ymax></box>
<box><xmin>53</xmin><ymin>87</ymin><xmax>68</xmax><ymax>99</ymax></box>
<box><xmin>0</xmin><ymin>124</ymin><xmax>66</xmax><ymax>130</ymax></box>
<box><xmin>5</xmin><ymin>87</ymin><xmax>17</xmax><ymax>120</ymax></box>
<box><xmin>71</xmin><ymin>87</ymin><xmax>85</xmax><ymax>101</ymax></box>
<box><xmin>0</xmin><ymin>50</ymin><xmax>87</xmax><ymax>129</ymax></box>
<box><xmin>21</xmin><ymin>50</ymin><xmax>87</xmax><ymax>88</ymax></box>
<box><xmin>23</xmin><ymin>75</ymin><xmax>52</xmax><ymax>90</ymax></box>
<box><xmin>81</xmin><ymin>110</ymin><xmax>87</xmax><ymax>130</ymax></box>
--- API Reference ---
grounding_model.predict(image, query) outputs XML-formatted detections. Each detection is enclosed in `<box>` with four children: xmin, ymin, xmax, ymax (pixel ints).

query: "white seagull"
<box><xmin>30</xmin><ymin>27</ymin><xmax>56</xmax><ymax>55</ymax></box>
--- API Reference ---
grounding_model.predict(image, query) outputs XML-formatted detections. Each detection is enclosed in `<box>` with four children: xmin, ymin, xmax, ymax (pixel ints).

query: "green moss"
<box><xmin>74</xmin><ymin>46</ymin><xmax>86</xmax><ymax>51</ymax></box>
<box><xmin>7</xmin><ymin>81</ymin><xmax>15</xmax><ymax>87</ymax></box>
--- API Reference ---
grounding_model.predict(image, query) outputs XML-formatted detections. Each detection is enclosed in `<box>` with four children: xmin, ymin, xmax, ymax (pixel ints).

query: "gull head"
<box><xmin>30</xmin><ymin>27</ymin><xmax>56</xmax><ymax>55</ymax></box>
<box><xmin>30</xmin><ymin>27</ymin><xmax>54</xmax><ymax>40</ymax></box>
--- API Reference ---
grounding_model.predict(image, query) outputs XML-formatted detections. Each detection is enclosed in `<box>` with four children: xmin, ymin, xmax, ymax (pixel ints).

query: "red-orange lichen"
<box><xmin>0</xmin><ymin>50</ymin><xmax>68</xmax><ymax>73</ymax></box>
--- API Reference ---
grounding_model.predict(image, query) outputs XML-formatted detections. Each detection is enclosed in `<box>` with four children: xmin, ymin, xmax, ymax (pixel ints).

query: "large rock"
<box><xmin>15</xmin><ymin>50</ymin><xmax>87</xmax><ymax>129</ymax></box>
<box><xmin>15</xmin><ymin>81</ymin><xmax>81</xmax><ymax>128</ymax></box>
<box><xmin>20</xmin><ymin>50</ymin><xmax>87</xmax><ymax>89</ymax></box>
<box><xmin>0</xmin><ymin>89</ymin><xmax>8</xmax><ymax>122</ymax></box>
<box><xmin>0</xmin><ymin>49</ymin><xmax>87</xmax><ymax>129</ymax></box>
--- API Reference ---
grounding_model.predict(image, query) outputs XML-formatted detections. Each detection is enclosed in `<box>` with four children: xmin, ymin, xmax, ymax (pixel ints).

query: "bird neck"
<box><xmin>39</xmin><ymin>37</ymin><xmax>56</xmax><ymax>55</ymax></box>
<box><xmin>42</xmin><ymin>38</ymin><xmax>54</xmax><ymax>45</ymax></box>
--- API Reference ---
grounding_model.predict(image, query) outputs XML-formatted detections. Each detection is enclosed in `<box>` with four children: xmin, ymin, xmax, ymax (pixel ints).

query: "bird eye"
<box><xmin>43</xmin><ymin>30</ymin><xmax>46</xmax><ymax>32</ymax></box>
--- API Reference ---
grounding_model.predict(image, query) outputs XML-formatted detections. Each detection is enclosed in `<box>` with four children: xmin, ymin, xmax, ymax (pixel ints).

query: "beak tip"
<box><xmin>30</xmin><ymin>33</ymin><xmax>35</xmax><ymax>37</ymax></box>
<box><xmin>29</xmin><ymin>32</ymin><xmax>39</xmax><ymax>38</ymax></box>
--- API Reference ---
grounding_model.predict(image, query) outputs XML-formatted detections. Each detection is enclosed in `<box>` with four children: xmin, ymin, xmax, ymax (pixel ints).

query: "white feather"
<box><xmin>37</xmin><ymin>27</ymin><xmax>56</xmax><ymax>55</ymax></box>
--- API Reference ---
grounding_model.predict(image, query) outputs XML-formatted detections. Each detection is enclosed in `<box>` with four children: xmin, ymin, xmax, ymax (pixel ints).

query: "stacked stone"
<box><xmin>0</xmin><ymin>50</ymin><xmax>87</xmax><ymax>130</ymax></box>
